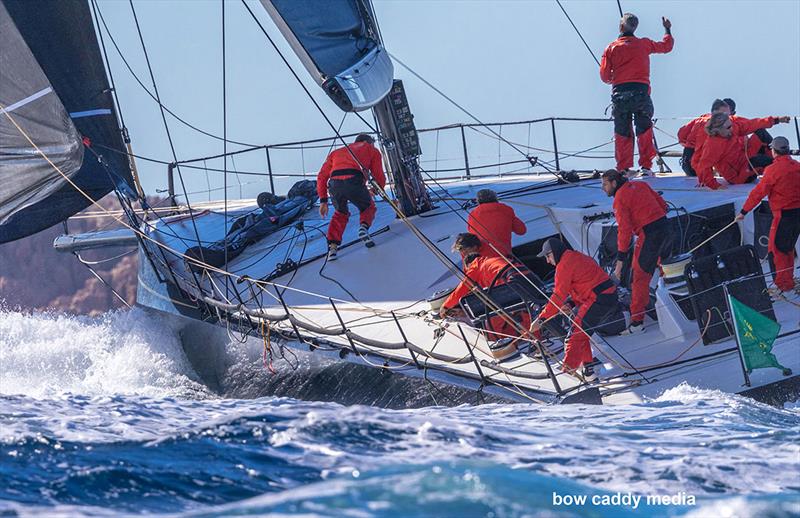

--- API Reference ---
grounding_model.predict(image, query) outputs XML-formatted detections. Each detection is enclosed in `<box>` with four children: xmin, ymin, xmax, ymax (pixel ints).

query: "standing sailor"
<box><xmin>530</xmin><ymin>239</ymin><xmax>625</xmax><ymax>380</ymax></box>
<box><xmin>600</xmin><ymin>13</ymin><xmax>673</xmax><ymax>175</ymax></box>
<box><xmin>737</xmin><ymin>137</ymin><xmax>800</xmax><ymax>293</ymax></box>
<box><xmin>317</xmin><ymin>134</ymin><xmax>386</xmax><ymax>260</ymax></box>
<box><xmin>467</xmin><ymin>189</ymin><xmax>527</xmax><ymax>258</ymax></box>
<box><xmin>601</xmin><ymin>169</ymin><xmax>670</xmax><ymax>333</ymax></box>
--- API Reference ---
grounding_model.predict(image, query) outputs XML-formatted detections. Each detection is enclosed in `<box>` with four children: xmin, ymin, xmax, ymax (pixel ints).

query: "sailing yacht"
<box><xmin>2</xmin><ymin>0</ymin><xmax>798</xmax><ymax>406</ymax></box>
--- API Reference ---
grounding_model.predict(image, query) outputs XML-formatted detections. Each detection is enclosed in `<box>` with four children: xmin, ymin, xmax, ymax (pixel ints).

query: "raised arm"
<box><xmin>648</xmin><ymin>17</ymin><xmax>674</xmax><ymax>53</ymax></box>
<box><xmin>733</xmin><ymin>116</ymin><xmax>787</xmax><ymax>137</ymax></box>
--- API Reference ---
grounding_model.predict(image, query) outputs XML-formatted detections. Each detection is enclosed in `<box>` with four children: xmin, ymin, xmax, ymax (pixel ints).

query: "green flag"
<box><xmin>728</xmin><ymin>295</ymin><xmax>786</xmax><ymax>372</ymax></box>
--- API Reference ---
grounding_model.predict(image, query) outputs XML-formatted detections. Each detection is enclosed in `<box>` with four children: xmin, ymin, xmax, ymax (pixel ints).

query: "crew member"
<box><xmin>467</xmin><ymin>189</ymin><xmax>527</xmax><ymax>258</ymax></box>
<box><xmin>439</xmin><ymin>233</ymin><xmax>531</xmax><ymax>339</ymax></box>
<box><xmin>317</xmin><ymin>134</ymin><xmax>386</xmax><ymax>260</ymax></box>
<box><xmin>678</xmin><ymin>99</ymin><xmax>730</xmax><ymax>177</ymax></box>
<box><xmin>601</xmin><ymin>170</ymin><xmax>670</xmax><ymax>333</ymax></box>
<box><xmin>694</xmin><ymin>114</ymin><xmax>790</xmax><ymax>190</ymax></box>
<box><xmin>600</xmin><ymin>13</ymin><xmax>673</xmax><ymax>174</ymax></box>
<box><xmin>737</xmin><ymin>136</ymin><xmax>800</xmax><ymax>292</ymax></box>
<box><xmin>530</xmin><ymin>239</ymin><xmax>625</xmax><ymax>380</ymax></box>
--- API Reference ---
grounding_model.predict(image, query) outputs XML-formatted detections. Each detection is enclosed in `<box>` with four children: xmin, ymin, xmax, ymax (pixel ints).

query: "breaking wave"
<box><xmin>0</xmin><ymin>308</ymin><xmax>209</xmax><ymax>399</ymax></box>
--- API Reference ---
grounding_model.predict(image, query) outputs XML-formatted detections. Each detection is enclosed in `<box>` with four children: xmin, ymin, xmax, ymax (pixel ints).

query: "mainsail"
<box><xmin>260</xmin><ymin>0</ymin><xmax>393</xmax><ymax>112</ymax></box>
<box><xmin>0</xmin><ymin>0</ymin><xmax>133</xmax><ymax>244</ymax></box>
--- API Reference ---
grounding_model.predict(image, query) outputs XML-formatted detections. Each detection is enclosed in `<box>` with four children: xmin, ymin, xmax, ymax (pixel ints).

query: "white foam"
<box><xmin>0</xmin><ymin>308</ymin><xmax>208</xmax><ymax>399</ymax></box>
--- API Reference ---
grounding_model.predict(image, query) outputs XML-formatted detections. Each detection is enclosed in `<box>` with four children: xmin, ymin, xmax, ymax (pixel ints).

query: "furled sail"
<box><xmin>260</xmin><ymin>0</ymin><xmax>393</xmax><ymax>112</ymax></box>
<box><xmin>0</xmin><ymin>0</ymin><xmax>133</xmax><ymax>244</ymax></box>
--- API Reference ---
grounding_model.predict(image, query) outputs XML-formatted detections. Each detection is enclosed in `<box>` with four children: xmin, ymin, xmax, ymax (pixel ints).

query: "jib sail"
<box><xmin>0</xmin><ymin>0</ymin><xmax>133</xmax><ymax>244</ymax></box>
<box><xmin>259</xmin><ymin>0</ymin><xmax>393</xmax><ymax>112</ymax></box>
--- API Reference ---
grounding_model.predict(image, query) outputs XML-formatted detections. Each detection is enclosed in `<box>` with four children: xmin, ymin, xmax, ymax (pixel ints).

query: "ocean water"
<box><xmin>1</xmin><ymin>308</ymin><xmax>799</xmax><ymax>517</ymax></box>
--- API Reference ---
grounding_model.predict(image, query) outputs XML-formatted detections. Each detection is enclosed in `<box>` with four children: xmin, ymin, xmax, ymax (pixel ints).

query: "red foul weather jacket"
<box><xmin>316</xmin><ymin>142</ymin><xmax>386</xmax><ymax>201</ymax></box>
<box><xmin>678</xmin><ymin>114</ymin><xmax>709</xmax><ymax>147</ymax></box>
<box><xmin>741</xmin><ymin>155</ymin><xmax>800</xmax><ymax>214</ymax></box>
<box><xmin>538</xmin><ymin>250</ymin><xmax>612</xmax><ymax>321</ymax></box>
<box><xmin>599</xmin><ymin>33</ymin><xmax>674</xmax><ymax>87</ymax></box>
<box><xmin>442</xmin><ymin>256</ymin><xmax>514</xmax><ymax>310</ymax></box>
<box><xmin>613</xmin><ymin>180</ymin><xmax>668</xmax><ymax>256</ymax></box>
<box><xmin>467</xmin><ymin>202</ymin><xmax>527</xmax><ymax>258</ymax></box>
<box><xmin>694</xmin><ymin>117</ymin><xmax>777</xmax><ymax>189</ymax></box>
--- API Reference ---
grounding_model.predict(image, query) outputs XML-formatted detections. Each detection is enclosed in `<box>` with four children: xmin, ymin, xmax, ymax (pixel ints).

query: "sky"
<box><xmin>93</xmin><ymin>0</ymin><xmax>800</xmax><ymax>202</ymax></box>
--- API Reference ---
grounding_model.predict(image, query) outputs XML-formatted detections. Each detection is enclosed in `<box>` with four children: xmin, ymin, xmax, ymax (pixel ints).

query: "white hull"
<box><xmin>134</xmin><ymin>172</ymin><xmax>800</xmax><ymax>406</ymax></box>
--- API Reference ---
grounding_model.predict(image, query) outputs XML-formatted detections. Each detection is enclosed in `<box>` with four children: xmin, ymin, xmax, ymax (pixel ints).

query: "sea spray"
<box><xmin>0</xmin><ymin>308</ymin><xmax>209</xmax><ymax>399</ymax></box>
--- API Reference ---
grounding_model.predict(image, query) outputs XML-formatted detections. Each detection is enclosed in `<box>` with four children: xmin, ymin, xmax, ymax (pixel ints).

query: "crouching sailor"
<box><xmin>317</xmin><ymin>134</ymin><xmax>386</xmax><ymax>260</ymax></box>
<box><xmin>439</xmin><ymin>233</ymin><xmax>532</xmax><ymax>339</ymax></box>
<box><xmin>737</xmin><ymin>136</ymin><xmax>800</xmax><ymax>293</ymax></box>
<box><xmin>530</xmin><ymin>239</ymin><xmax>625</xmax><ymax>380</ymax></box>
<box><xmin>602</xmin><ymin>169</ymin><xmax>671</xmax><ymax>333</ymax></box>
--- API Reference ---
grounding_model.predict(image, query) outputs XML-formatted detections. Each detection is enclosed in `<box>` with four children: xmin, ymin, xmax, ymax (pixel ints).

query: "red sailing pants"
<box><xmin>563</xmin><ymin>301</ymin><xmax>597</xmax><ymax>371</ymax></box>
<box><xmin>769</xmin><ymin>209</ymin><xmax>800</xmax><ymax>291</ymax></box>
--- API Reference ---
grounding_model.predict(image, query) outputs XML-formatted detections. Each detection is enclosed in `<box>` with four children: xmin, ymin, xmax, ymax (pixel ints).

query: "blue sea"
<box><xmin>1</xmin><ymin>308</ymin><xmax>799</xmax><ymax>517</ymax></box>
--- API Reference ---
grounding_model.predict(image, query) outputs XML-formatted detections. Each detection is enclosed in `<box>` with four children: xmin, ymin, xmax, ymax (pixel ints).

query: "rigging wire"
<box><xmin>223</xmin><ymin>0</ymin><xmax>229</xmax><ymax>279</ymax></box>
<box><xmin>92</xmin><ymin>1</ymin><xmax>258</xmax><ymax>148</ymax></box>
<box><xmin>388</xmin><ymin>52</ymin><xmax>550</xmax><ymax>174</ymax></box>
<box><xmin>127</xmin><ymin>0</ymin><xmax>206</xmax><ymax>257</ymax></box>
<box><xmin>554</xmin><ymin>0</ymin><xmax>601</xmax><ymax>67</ymax></box>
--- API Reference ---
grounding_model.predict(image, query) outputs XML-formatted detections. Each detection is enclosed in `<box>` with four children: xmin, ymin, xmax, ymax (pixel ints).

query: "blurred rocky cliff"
<box><xmin>0</xmin><ymin>195</ymin><xmax>149</xmax><ymax>315</ymax></box>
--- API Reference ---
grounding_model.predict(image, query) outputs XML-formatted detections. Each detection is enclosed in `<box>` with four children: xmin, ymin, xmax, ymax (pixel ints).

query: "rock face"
<box><xmin>0</xmin><ymin>195</ymin><xmax>141</xmax><ymax>315</ymax></box>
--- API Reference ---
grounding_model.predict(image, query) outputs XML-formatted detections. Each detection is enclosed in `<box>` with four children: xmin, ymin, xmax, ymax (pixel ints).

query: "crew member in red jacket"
<box><xmin>602</xmin><ymin>170</ymin><xmax>670</xmax><ymax>332</ymax></box>
<box><xmin>600</xmin><ymin>13</ymin><xmax>673</xmax><ymax>174</ymax></box>
<box><xmin>317</xmin><ymin>134</ymin><xmax>386</xmax><ymax>260</ymax></box>
<box><xmin>723</xmin><ymin>98</ymin><xmax>775</xmax><ymax>174</ymax></box>
<box><xmin>678</xmin><ymin>99</ymin><xmax>730</xmax><ymax>177</ymax></box>
<box><xmin>530</xmin><ymin>239</ymin><xmax>625</xmax><ymax>380</ymax></box>
<box><xmin>694</xmin><ymin>114</ymin><xmax>790</xmax><ymax>190</ymax></box>
<box><xmin>737</xmin><ymin>137</ymin><xmax>800</xmax><ymax>292</ymax></box>
<box><xmin>467</xmin><ymin>189</ymin><xmax>527</xmax><ymax>258</ymax></box>
<box><xmin>439</xmin><ymin>233</ymin><xmax>531</xmax><ymax>339</ymax></box>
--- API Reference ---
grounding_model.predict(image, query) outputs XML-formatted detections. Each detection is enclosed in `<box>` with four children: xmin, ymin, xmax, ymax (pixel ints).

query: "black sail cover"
<box><xmin>0</xmin><ymin>0</ymin><xmax>133</xmax><ymax>244</ymax></box>
<box><xmin>260</xmin><ymin>0</ymin><xmax>393</xmax><ymax>112</ymax></box>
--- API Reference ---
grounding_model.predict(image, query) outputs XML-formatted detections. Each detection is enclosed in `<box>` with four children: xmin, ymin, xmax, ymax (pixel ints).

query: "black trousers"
<box><xmin>582</xmin><ymin>291</ymin><xmax>626</xmax><ymax>336</ymax></box>
<box><xmin>681</xmin><ymin>147</ymin><xmax>696</xmax><ymax>177</ymax></box>
<box><xmin>638</xmin><ymin>217</ymin><xmax>673</xmax><ymax>275</ymax></box>
<box><xmin>612</xmin><ymin>88</ymin><xmax>654</xmax><ymax>137</ymax></box>
<box><xmin>329</xmin><ymin>173</ymin><xmax>372</xmax><ymax>215</ymax></box>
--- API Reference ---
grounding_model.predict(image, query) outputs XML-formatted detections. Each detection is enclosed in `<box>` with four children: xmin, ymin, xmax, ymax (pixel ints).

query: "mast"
<box><xmin>358</xmin><ymin>0</ymin><xmax>432</xmax><ymax>216</ymax></box>
<box><xmin>372</xmin><ymin>81</ymin><xmax>432</xmax><ymax>216</ymax></box>
<box><xmin>259</xmin><ymin>0</ymin><xmax>432</xmax><ymax>216</ymax></box>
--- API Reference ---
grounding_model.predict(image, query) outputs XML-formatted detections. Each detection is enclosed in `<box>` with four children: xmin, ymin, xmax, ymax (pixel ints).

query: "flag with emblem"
<box><xmin>728</xmin><ymin>294</ymin><xmax>786</xmax><ymax>372</ymax></box>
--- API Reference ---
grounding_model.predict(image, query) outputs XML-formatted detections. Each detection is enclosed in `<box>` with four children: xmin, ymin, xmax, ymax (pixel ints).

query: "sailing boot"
<box><xmin>327</xmin><ymin>243</ymin><xmax>339</xmax><ymax>261</ymax></box>
<box><xmin>621</xmin><ymin>320</ymin><xmax>645</xmax><ymax>335</ymax></box>
<box><xmin>582</xmin><ymin>363</ymin><xmax>598</xmax><ymax>383</ymax></box>
<box><xmin>358</xmin><ymin>223</ymin><xmax>375</xmax><ymax>248</ymax></box>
